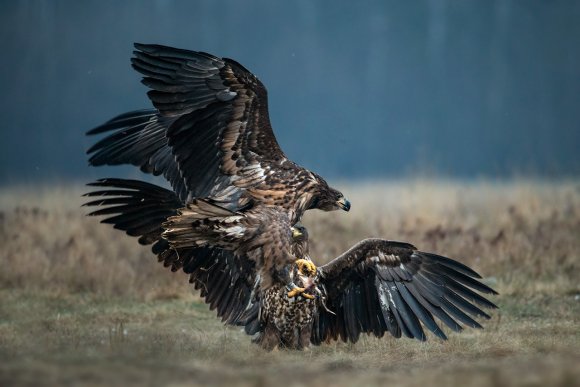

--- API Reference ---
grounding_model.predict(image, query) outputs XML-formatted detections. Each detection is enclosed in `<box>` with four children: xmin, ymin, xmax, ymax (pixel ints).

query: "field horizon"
<box><xmin>1</xmin><ymin>179</ymin><xmax>578</xmax><ymax>386</ymax></box>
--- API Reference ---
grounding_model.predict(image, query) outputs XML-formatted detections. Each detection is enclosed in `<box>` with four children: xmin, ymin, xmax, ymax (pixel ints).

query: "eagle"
<box><xmin>86</xmin><ymin>43</ymin><xmax>350</xmax><ymax>225</ymax></box>
<box><xmin>85</xmin><ymin>43</ymin><xmax>497</xmax><ymax>349</ymax></box>
<box><xmin>273</xmin><ymin>225</ymin><xmax>498</xmax><ymax>349</ymax></box>
<box><xmin>84</xmin><ymin>179</ymin><xmax>498</xmax><ymax>350</ymax></box>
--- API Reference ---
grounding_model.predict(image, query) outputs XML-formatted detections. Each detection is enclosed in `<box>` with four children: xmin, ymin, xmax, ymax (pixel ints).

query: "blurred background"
<box><xmin>1</xmin><ymin>0</ymin><xmax>579</xmax><ymax>185</ymax></box>
<box><xmin>1</xmin><ymin>3</ymin><xmax>579</xmax><ymax>385</ymax></box>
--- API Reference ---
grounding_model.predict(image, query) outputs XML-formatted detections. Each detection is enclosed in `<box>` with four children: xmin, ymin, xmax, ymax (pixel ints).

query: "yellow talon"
<box><xmin>295</xmin><ymin>259</ymin><xmax>317</xmax><ymax>277</ymax></box>
<box><xmin>302</xmin><ymin>292</ymin><xmax>315</xmax><ymax>300</ymax></box>
<box><xmin>287</xmin><ymin>287</ymin><xmax>315</xmax><ymax>300</ymax></box>
<box><xmin>287</xmin><ymin>287</ymin><xmax>304</xmax><ymax>298</ymax></box>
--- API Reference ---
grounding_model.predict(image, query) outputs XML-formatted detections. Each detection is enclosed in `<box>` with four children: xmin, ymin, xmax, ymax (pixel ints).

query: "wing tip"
<box><xmin>134</xmin><ymin>42</ymin><xmax>154</xmax><ymax>52</ymax></box>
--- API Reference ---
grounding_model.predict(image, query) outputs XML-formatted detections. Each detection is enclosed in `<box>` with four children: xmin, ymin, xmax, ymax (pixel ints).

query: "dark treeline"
<box><xmin>1</xmin><ymin>1</ymin><xmax>579</xmax><ymax>184</ymax></box>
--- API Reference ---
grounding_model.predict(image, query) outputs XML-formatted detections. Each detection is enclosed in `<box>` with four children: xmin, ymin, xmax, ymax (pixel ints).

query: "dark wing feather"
<box><xmin>312</xmin><ymin>239</ymin><xmax>498</xmax><ymax>344</ymax></box>
<box><xmin>83</xmin><ymin>178</ymin><xmax>258</xmax><ymax>327</ymax></box>
<box><xmin>87</xmin><ymin>44</ymin><xmax>291</xmax><ymax>203</ymax></box>
<box><xmin>131</xmin><ymin>43</ymin><xmax>287</xmax><ymax>196</ymax></box>
<box><xmin>83</xmin><ymin>178</ymin><xmax>181</xmax><ymax>245</ymax></box>
<box><xmin>86</xmin><ymin>111</ymin><xmax>189</xmax><ymax>201</ymax></box>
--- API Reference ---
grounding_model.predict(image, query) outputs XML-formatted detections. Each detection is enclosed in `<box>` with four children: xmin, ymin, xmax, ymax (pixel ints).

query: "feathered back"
<box><xmin>162</xmin><ymin>199</ymin><xmax>246</xmax><ymax>250</ymax></box>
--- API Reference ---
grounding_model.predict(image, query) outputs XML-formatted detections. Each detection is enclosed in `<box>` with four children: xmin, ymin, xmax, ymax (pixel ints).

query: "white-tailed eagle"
<box><xmin>85</xmin><ymin>44</ymin><xmax>496</xmax><ymax>350</ymax></box>
<box><xmin>84</xmin><ymin>179</ymin><xmax>497</xmax><ymax>350</ymax></box>
<box><xmin>86</xmin><ymin>43</ymin><xmax>350</xmax><ymax>224</ymax></box>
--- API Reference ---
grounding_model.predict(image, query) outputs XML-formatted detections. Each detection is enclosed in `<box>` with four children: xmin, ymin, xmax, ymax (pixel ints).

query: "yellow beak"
<box><xmin>291</xmin><ymin>227</ymin><xmax>303</xmax><ymax>239</ymax></box>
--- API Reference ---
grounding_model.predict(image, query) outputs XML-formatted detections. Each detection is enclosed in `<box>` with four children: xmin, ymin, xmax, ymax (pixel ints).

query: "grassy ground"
<box><xmin>0</xmin><ymin>179</ymin><xmax>579</xmax><ymax>386</ymax></box>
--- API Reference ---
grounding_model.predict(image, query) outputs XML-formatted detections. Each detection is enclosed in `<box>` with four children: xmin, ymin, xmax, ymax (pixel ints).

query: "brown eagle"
<box><xmin>85</xmin><ymin>44</ymin><xmax>497</xmax><ymax>350</ymax></box>
<box><xmin>84</xmin><ymin>179</ymin><xmax>498</xmax><ymax>350</ymax></box>
<box><xmin>86</xmin><ymin>43</ymin><xmax>350</xmax><ymax>224</ymax></box>
<box><xmin>267</xmin><ymin>225</ymin><xmax>498</xmax><ymax>349</ymax></box>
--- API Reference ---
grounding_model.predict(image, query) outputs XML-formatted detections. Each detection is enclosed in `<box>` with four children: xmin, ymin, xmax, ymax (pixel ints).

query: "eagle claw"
<box><xmin>287</xmin><ymin>287</ymin><xmax>315</xmax><ymax>300</ymax></box>
<box><xmin>295</xmin><ymin>259</ymin><xmax>317</xmax><ymax>276</ymax></box>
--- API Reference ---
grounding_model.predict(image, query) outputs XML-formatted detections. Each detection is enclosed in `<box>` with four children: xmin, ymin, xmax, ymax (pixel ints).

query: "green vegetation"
<box><xmin>1</xmin><ymin>180</ymin><xmax>578</xmax><ymax>386</ymax></box>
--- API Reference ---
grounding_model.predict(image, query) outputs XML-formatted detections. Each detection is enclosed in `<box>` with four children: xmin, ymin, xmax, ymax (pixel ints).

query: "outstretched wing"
<box><xmin>312</xmin><ymin>239</ymin><xmax>498</xmax><ymax>344</ymax></box>
<box><xmin>87</xmin><ymin>43</ymin><xmax>290</xmax><ymax>202</ymax></box>
<box><xmin>83</xmin><ymin>178</ymin><xmax>181</xmax><ymax>247</ymax></box>
<box><xmin>83</xmin><ymin>178</ymin><xmax>258</xmax><ymax>326</ymax></box>
<box><xmin>86</xmin><ymin>111</ymin><xmax>189</xmax><ymax>200</ymax></box>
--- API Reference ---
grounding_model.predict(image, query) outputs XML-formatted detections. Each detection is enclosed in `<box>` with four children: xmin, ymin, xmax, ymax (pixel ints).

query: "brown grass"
<box><xmin>0</xmin><ymin>179</ymin><xmax>579</xmax><ymax>386</ymax></box>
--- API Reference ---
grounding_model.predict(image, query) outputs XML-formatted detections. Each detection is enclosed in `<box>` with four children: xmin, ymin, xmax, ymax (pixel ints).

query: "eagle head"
<box><xmin>291</xmin><ymin>224</ymin><xmax>308</xmax><ymax>240</ymax></box>
<box><xmin>291</xmin><ymin>223</ymin><xmax>309</xmax><ymax>250</ymax></box>
<box><xmin>306</xmin><ymin>175</ymin><xmax>350</xmax><ymax>213</ymax></box>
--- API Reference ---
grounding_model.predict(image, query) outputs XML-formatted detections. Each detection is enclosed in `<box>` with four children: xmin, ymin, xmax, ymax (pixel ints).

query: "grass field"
<box><xmin>0</xmin><ymin>179</ymin><xmax>579</xmax><ymax>386</ymax></box>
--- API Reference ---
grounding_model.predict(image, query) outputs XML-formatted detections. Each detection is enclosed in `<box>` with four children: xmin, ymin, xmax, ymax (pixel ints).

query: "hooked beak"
<box><xmin>337</xmin><ymin>197</ymin><xmax>351</xmax><ymax>212</ymax></box>
<box><xmin>291</xmin><ymin>227</ymin><xmax>303</xmax><ymax>239</ymax></box>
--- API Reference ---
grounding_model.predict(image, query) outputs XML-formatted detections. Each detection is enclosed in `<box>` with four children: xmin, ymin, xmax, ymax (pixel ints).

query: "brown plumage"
<box><xmin>84</xmin><ymin>180</ymin><xmax>497</xmax><ymax>350</ymax></box>
<box><xmin>84</xmin><ymin>43</ymin><xmax>497</xmax><ymax>350</ymax></box>
<box><xmin>161</xmin><ymin>199</ymin><xmax>297</xmax><ymax>291</ymax></box>
<box><xmin>84</xmin><ymin>179</ymin><xmax>271</xmax><ymax>327</ymax></box>
<box><xmin>251</xmin><ymin>228</ymin><xmax>499</xmax><ymax>349</ymax></box>
<box><xmin>313</xmin><ymin>237</ymin><xmax>498</xmax><ymax>344</ymax></box>
<box><xmin>83</xmin><ymin>179</ymin><xmax>309</xmax><ymax>349</ymax></box>
<box><xmin>84</xmin><ymin>44</ymin><xmax>353</xmax><ymax>346</ymax></box>
<box><xmin>86</xmin><ymin>43</ymin><xmax>350</xmax><ymax>224</ymax></box>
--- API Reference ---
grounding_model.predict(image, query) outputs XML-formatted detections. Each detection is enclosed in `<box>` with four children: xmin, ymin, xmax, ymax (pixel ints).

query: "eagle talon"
<box><xmin>287</xmin><ymin>286</ymin><xmax>315</xmax><ymax>300</ymax></box>
<box><xmin>302</xmin><ymin>292</ymin><xmax>315</xmax><ymax>300</ymax></box>
<box><xmin>295</xmin><ymin>259</ymin><xmax>317</xmax><ymax>277</ymax></box>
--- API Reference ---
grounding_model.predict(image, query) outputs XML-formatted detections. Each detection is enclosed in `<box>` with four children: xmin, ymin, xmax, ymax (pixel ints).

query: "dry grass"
<box><xmin>0</xmin><ymin>179</ymin><xmax>579</xmax><ymax>387</ymax></box>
